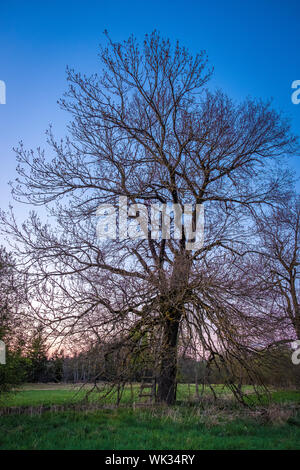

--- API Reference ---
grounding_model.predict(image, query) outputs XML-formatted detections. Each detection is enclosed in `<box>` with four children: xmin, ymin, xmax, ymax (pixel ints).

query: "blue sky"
<box><xmin>0</xmin><ymin>0</ymin><xmax>300</xmax><ymax>221</ymax></box>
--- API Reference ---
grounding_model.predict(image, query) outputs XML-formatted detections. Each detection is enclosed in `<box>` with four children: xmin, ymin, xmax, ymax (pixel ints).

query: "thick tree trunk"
<box><xmin>157</xmin><ymin>253</ymin><xmax>191</xmax><ymax>405</ymax></box>
<box><xmin>157</xmin><ymin>315</ymin><xmax>180</xmax><ymax>405</ymax></box>
<box><xmin>295</xmin><ymin>318</ymin><xmax>300</xmax><ymax>342</ymax></box>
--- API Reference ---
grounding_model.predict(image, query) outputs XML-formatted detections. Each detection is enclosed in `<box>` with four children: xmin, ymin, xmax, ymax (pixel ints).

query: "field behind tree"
<box><xmin>0</xmin><ymin>383</ymin><xmax>299</xmax><ymax>450</ymax></box>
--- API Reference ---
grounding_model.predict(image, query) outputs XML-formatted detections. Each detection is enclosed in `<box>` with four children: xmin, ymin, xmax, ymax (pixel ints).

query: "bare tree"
<box><xmin>255</xmin><ymin>195</ymin><xmax>300</xmax><ymax>341</ymax></box>
<box><xmin>1</xmin><ymin>31</ymin><xmax>298</xmax><ymax>404</ymax></box>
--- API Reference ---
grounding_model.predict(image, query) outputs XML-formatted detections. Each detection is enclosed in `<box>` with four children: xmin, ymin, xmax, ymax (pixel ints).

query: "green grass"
<box><xmin>271</xmin><ymin>390</ymin><xmax>300</xmax><ymax>403</ymax></box>
<box><xmin>1</xmin><ymin>383</ymin><xmax>298</xmax><ymax>409</ymax></box>
<box><xmin>0</xmin><ymin>406</ymin><xmax>300</xmax><ymax>450</ymax></box>
<box><xmin>0</xmin><ymin>384</ymin><xmax>299</xmax><ymax>450</ymax></box>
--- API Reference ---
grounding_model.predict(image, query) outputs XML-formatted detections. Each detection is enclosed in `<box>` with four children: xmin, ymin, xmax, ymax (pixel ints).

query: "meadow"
<box><xmin>0</xmin><ymin>383</ymin><xmax>299</xmax><ymax>450</ymax></box>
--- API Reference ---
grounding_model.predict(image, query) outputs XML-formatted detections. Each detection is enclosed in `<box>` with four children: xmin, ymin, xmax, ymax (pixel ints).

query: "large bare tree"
<box><xmin>2</xmin><ymin>31</ymin><xmax>298</xmax><ymax>404</ymax></box>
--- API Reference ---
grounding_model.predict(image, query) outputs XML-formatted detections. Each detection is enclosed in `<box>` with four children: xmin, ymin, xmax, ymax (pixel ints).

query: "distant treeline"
<box><xmin>1</xmin><ymin>316</ymin><xmax>300</xmax><ymax>391</ymax></box>
<box><xmin>3</xmin><ymin>337</ymin><xmax>300</xmax><ymax>388</ymax></box>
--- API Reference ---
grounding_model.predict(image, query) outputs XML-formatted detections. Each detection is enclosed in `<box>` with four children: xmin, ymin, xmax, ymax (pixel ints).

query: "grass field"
<box><xmin>0</xmin><ymin>383</ymin><xmax>299</xmax><ymax>450</ymax></box>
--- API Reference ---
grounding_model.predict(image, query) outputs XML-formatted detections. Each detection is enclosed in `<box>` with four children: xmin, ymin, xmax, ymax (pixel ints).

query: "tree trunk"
<box><xmin>157</xmin><ymin>252</ymin><xmax>191</xmax><ymax>405</ymax></box>
<box><xmin>157</xmin><ymin>316</ymin><xmax>180</xmax><ymax>405</ymax></box>
<box><xmin>294</xmin><ymin>315</ymin><xmax>300</xmax><ymax>341</ymax></box>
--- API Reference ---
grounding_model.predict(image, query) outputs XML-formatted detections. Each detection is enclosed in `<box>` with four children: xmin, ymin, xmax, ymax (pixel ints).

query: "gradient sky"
<box><xmin>1</xmin><ymin>0</ymin><xmax>300</xmax><ymax>224</ymax></box>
